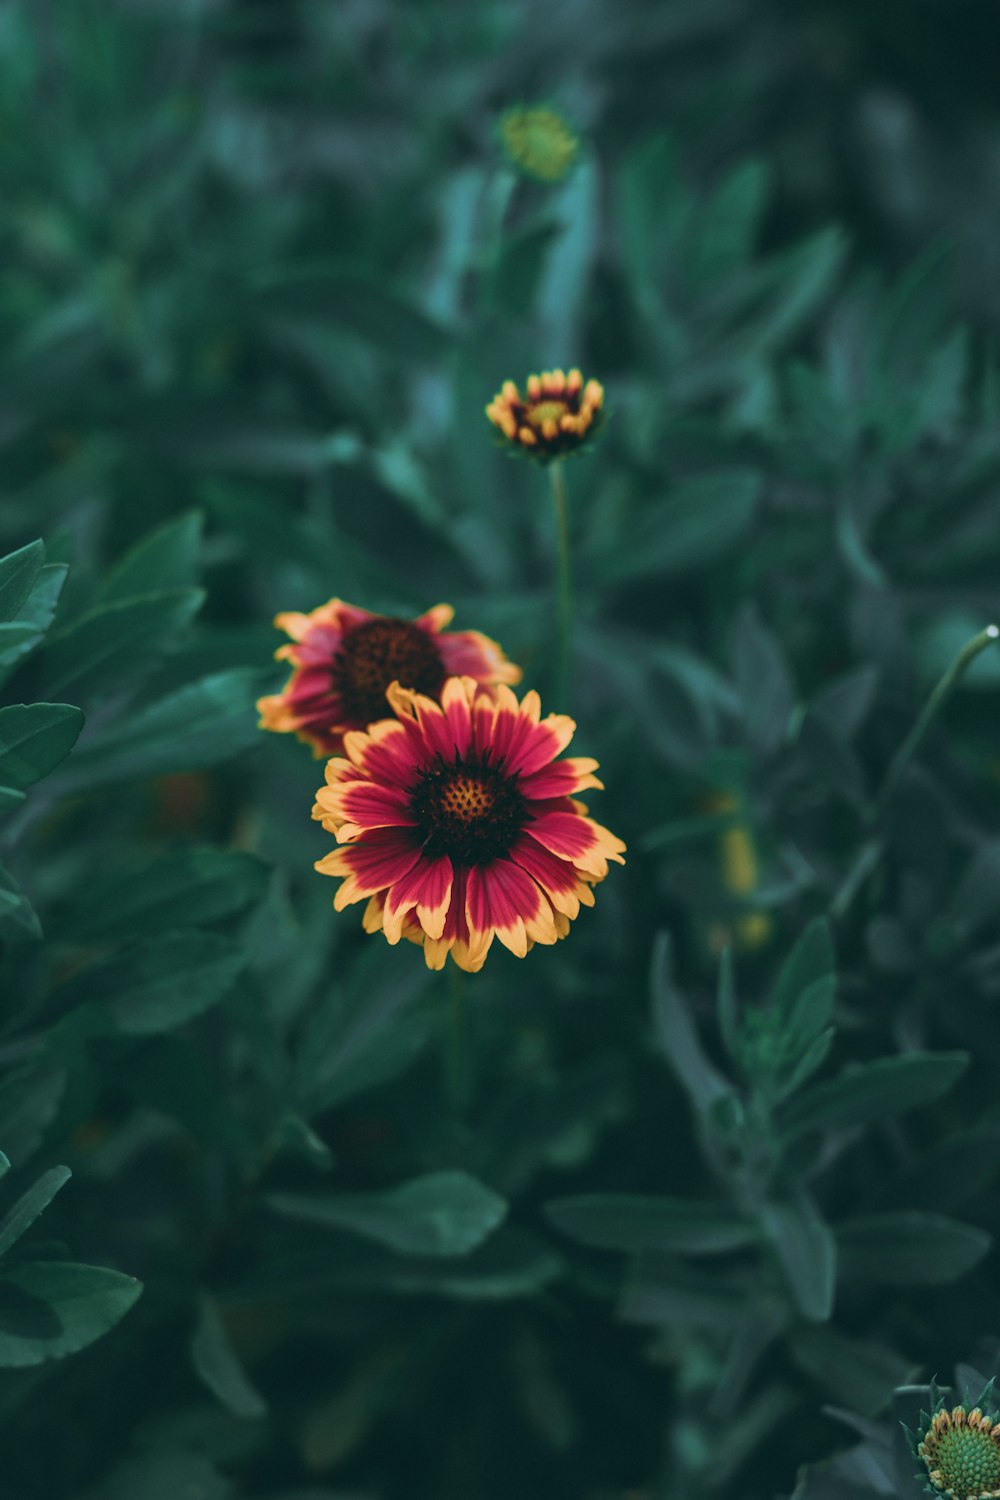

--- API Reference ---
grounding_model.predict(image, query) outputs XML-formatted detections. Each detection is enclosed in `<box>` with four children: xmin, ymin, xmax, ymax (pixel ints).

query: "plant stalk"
<box><xmin>550</xmin><ymin>460</ymin><xmax>573</xmax><ymax>704</ymax></box>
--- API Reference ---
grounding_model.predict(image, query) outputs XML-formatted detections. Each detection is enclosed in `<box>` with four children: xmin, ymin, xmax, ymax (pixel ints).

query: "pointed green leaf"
<box><xmin>778</xmin><ymin>1052</ymin><xmax>968</xmax><ymax>1141</ymax></box>
<box><xmin>0</xmin><ymin>1166</ymin><xmax>72</xmax><ymax>1259</ymax></box>
<box><xmin>0</xmin><ymin>1261</ymin><xmax>141</xmax><ymax>1366</ymax></box>
<box><xmin>59</xmin><ymin>668</ymin><xmax>270</xmax><ymax>790</ymax></box>
<box><xmin>98</xmin><ymin>512</ymin><xmax>203</xmax><ymax>603</ymax></box>
<box><xmin>651</xmin><ymin>934</ymin><xmax>732</xmax><ymax>1114</ymax></box>
<box><xmin>0</xmin><ymin>541</ymin><xmax>44</xmax><ymax>622</ymax></box>
<box><xmin>0</xmin><ymin>704</ymin><xmax>85</xmax><ymax>788</ymax></box>
<box><xmin>266</xmin><ymin>1171</ymin><xmax>507</xmax><ymax>1258</ymax></box>
<box><xmin>836</xmin><ymin>1212</ymin><xmax>991</xmax><ymax>1286</ymax></box>
<box><xmin>41</xmin><ymin>589</ymin><xmax>204</xmax><ymax>699</ymax></box>
<box><xmin>760</xmin><ymin>1193</ymin><xmax>836</xmax><ymax>1322</ymax></box>
<box><xmin>191</xmin><ymin>1293</ymin><xmax>266</xmax><ymax>1419</ymax></box>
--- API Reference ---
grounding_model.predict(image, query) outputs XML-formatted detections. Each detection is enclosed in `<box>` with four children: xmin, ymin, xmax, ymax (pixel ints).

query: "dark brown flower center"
<box><xmin>410</xmin><ymin>756</ymin><xmax>527</xmax><ymax>865</ymax></box>
<box><xmin>335</xmin><ymin>618</ymin><xmax>445</xmax><ymax>725</ymax></box>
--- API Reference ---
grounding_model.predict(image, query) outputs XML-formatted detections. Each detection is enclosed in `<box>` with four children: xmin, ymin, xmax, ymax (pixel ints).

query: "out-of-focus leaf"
<box><xmin>0</xmin><ymin>862</ymin><xmax>41</xmax><ymax>941</ymax></box>
<box><xmin>778</xmin><ymin>1052</ymin><xmax>968</xmax><ymax>1141</ymax></box>
<box><xmin>266</xmin><ymin>1171</ymin><xmax>507</xmax><ymax>1258</ymax></box>
<box><xmin>0</xmin><ymin>540</ymin><xmax>44</xmax><ymax>622</ymax></box>
<box><xmin>98</xmin><ymin>511</ymin><xmax>202</xmax><ymax>603</ymax></box>
<box><xmin>58</xmin><ymin>931</ymin><xmax>245</xmax><ymax>1037</ymax></box>
<box><xmin>651</xmin><ymin>934</ymin><xmax>732</xmax><ymax>1115</ymax></box>
<box><xmin>789</xmin><ymin>1325</ymin><xmax>915</xmax><ymax>1417</ymax></box>
<box><xmin>770</xmin><ymin>918</ymin><xmax>835</xmax><ymax>1022</ymax></box>
<box><xmin>62</xmin><ymin>848</ymin><xmax>270</xmax><ymax>943</ymax></box>
<box><xmin>733</xmin><ymin>603</ymin><xmax>795</xmax><ymax>754</ymax></box>
<box><xmin>836</xmin><ymin>1212</ymin><xmax>990</xmax><ymax>1286</ymax></box>
<box><xmin>256</xmin><ymin>263</ymin><xmax>453</xmax><ymax>361</ymax></box>
<box><xmin>0</xmin><ymin>1068</ymin><xmax>66</xmax><ymax>1167</ymax></box>
<box><xmin>0</xmin><ymin>564</ymin><xmax>67</xmax><ymax>672</ymax></box>
<box><xmin>0</xmin><ymin>1166</ymin><xmax>72</xmax><ymax>1258</ymax></box>
<box><xmin>602</xmin><ymin>470</ymin><xmax>760</xmax><ymax>584</ymax></box>
<box><xmin>0</xmin><ymin>1262</ymin><xmax>141</xmax><ymax>1366</ymax></box>
<box><xmin>0</xmin><ymin>703</ymin><xmax>85</xmax><ymax>787</ymax></box>
<box><xmin>545</xmin><ymin>1195</ymin><xmax>756</xmax><ymax>1254</ymax></box>
<box><xmin>58</xmin><ymin>668</ymin><xmax>270</xmax><ymax>789</ymax></box>
<box><xmin>40</xmin><ymin>589</ymin><xmax>204</xmax><ymax>699</ymax></box>
<box><xmin>759</xmin><ymin>1194</ymin><xmax>836</xmax><ymax>1322</ymax></box>
<box><xmin>191</xmin><ymin>1292</ymin><xmax>266</xmax><ymax>1419</ymax></box>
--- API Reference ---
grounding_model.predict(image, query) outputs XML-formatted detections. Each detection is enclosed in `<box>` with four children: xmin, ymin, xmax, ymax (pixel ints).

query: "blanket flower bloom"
<box><xmin>916</xmin><ymin>1401</ymin><xmax>1000</xmax><ymax>1499</ymax></box>
<box><xmin>312</xmin><ymin>676</ymin><xmax>625</xmax><ymax>972</ymax></box>
<box><xmin>486</xmin><ymin>368</ymin><xmax>604</xmax><ymax>463</ymax></box>
<box><xmin>258</xmin><ymin>600</ymin><xmax>521</xmax><ymax>757</ymax></box>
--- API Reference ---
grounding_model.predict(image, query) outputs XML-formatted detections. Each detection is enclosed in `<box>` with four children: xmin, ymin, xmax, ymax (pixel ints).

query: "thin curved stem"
<box><xmin>549</xmin><ymin>460</ymin><xmax>573</xmax><ymax>704</ymax></box>
<box><xmin>877</xmin><ymin>624</ymin><xmax>999</xmax><ymax>812</ymax></box>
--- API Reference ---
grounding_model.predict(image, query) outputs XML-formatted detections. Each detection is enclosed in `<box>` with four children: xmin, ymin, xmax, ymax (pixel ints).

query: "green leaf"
<box><xmin>603</xmin><ymin>470</ymin><xmax>760</xmax><ymax>585</ymax></box>
<box><xmin>0</xmin><ymin>1261</ymin><xmax>141</xmax><ymax>1366</ymax></box>
<box><xmin>0</xmin><ymin>786</ymin><xmax>26</xmax><ymax>817</ymax></box>
<box><xmin>98</xmin><ymin>511</ymin><xmax>202</xmax><ymax>603</ymax></box>
<box><xmin>789</xmin><ymin>1325</ymin><xmax>916</xmax><ymax>1417</ymax></box>
<box><xmin>58</xmin><ymin>668</ymin><xmax>270</xmax><ymax>790</ymax></box>
<box><xmin>770</xmin><ymin>918</ymin><xmax>835</xmax><ymax>1022</ymax></box>
<box><xmin>256</xmin><ymin>262</ymin><xmax>453</xmax><ymax>361</ymax></box>
<box><xmin>777</xmin><ymin>1052</ymin><xmax>968</xmax><ymax>1141</ymax></box>
<box><xmin>836</xmin><ymin>1212</ymin><xmax>991</xmax><ymax>1286</ymax></box>
<box><xmin>59</xmin><ymin>931</ymin><xmax>245</xmax><ymax>1037</ymax></box>
<box><xmin>62</xmin><ymin>847</ymin><xmax>270</xmax><ymax>943</ymax></box>
<box><xmin>0</xmin><ymin>564</ymin><xmax>67</xmax><ymax>673</ymax></box>
<box><xmin>759</xmin><ymin>1194</ymin><xmax>836</xmax><ymax>1322</ymax></box>
<box><xmin>0</xmin><ymin>1166</ymin><xmax>72</xmax><ymax>1258</ymax></box>
<box><xmin>545</xmin><ymin>1195</ymin><xmax>756</xmax><ymax>1254</ymax></box>
<box><xmin>0</xmin><ymin>703</ymin><xmax>85</xmax><ymax>788</ymax></box>
<box><xmin>0</xmin><ymin>863</ymin><xmax>42</xmax><ymax>942</ymax></box>
<box><xmin>733</xmin><ymin>603</ymin><xmax>795</xmax><ymax>755</ymax></box>
<box><xmin>41</xmin><ymin>589</ymin><xmax>204</xmax><ymax>699</ymax></box>
<box><xmin>266</xmin><ymin>1171</ymin><xmax>508</xmax><ymax>1258</ymax></box>
<box><xmin>0</xmin><ymin>1067</ymin><xmax>66</xmax><ymax>1167</ymax></box>
<box><xmin>191</xmin><ymin>1293</ymin><xmax>266</xmax><ymax>1419</ymax></box>
<box><xmin>650</xmin><ymin>934</ymin><xmax>732</xmax><ymax>1115</ymax></box>
<box><xmin>0</xmin><ymin>540</ymin><xmax>44</xmax><ymax>622</ymax></box>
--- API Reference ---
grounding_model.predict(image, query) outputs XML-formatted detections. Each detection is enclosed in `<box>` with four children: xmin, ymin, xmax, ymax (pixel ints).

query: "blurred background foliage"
<box><xmin>3</xmin><ymin>1</ymin><xmax>1000</xmax><ymax>1496</ymax></box>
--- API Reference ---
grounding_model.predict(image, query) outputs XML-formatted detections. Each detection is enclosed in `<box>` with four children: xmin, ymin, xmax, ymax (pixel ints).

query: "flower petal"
<box><xmin>384</xmin><ymin>854</ymin><xmax>454</xmax><ymax>943</ymax></box>
<box><xmin>466</xmin><ymin>860</ymin><xmax>558</xmax><ymax>958</ymax></box>
<box><xmin>519</xmin><ymin>757</ymin><xmax>603</xmax><ymax>800</ymax></box>
<box><xmin>527</xmin><ymin>810</ymin><xmax>626</xmax><ymax>878</ymax></box>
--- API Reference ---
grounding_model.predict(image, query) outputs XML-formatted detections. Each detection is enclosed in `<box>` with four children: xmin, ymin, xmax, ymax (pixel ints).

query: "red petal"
<box><xmin>342</xmin><ymin>828</ymin><xmax>423</xmax><ymax>892</ymax></box>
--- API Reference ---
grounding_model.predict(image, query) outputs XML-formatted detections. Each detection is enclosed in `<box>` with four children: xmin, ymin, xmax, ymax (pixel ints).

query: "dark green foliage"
<box><xmin>2</xmin><ymin>3</ymin><xmax>1000</xmax><ymax>1498</ymax></box>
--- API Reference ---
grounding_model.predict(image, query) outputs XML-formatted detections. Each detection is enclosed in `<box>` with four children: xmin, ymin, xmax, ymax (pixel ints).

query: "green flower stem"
<box><xmin>550</xmin><ymin>460</ymin><xmax>573</xmax><ymax>704</ymax></box>
<box><xmin>876</xmin><ymin>623</ymin><xmax>999</xmax><ymax>812</ymax></box>
<box><xmin>832</xmin><ymin>624</ymin><xmax>999</xmax><ymax>924</ymax></box>
<box><xmin>445</xmin><ymin>964</ymin><xmax>470</xmax><ymax>1112</ymax></box>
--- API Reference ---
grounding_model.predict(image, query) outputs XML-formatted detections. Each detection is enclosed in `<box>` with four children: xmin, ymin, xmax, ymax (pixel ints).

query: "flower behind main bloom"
<box><xmin>486</xmin><ymin>368</ymin><xmax>604</xmax><ymax>463</ymax></box>
<box><xmin>312</xmin><ymin>677</ymin><xmax>625</xmax><ymax>972</ymax></box>
<box><xmin>258</xmin><ymin>600</ymin><xmax>521</xmax><ymax>758</ymax></box>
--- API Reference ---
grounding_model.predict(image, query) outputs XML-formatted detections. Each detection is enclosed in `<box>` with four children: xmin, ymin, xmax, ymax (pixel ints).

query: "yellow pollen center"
<box><xmin>437</xmin><ymin>775</ymin><xmax>495</xmax><ymax>824</ymax></box>
<box><xmin>528</xmin><ymin>400</ymin><xmax>568</xmax><ymax>426</ymax></box>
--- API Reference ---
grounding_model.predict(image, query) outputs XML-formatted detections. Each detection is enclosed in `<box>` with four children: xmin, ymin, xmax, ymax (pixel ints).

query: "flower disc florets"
<box><xmin>486</xmin><ymin>369</ymin><xmax>604</xmax><ymax>463</ymax></box>
<box><xmin>312</xmin><ymin>676</ymin><xmax>625</xmax><ymax>972</ymax></box>
<box><xmin>914</xmin><ymin>1397</ymin><xmax>1000</xmax><ymax>1499</ymax></box>
<box><xmin>499</xmin><ymin>106</ymin><xmax>578</xmax><ymax>182</ymax></box>
<box><xmin>258</xmin><ymin>600</ymin><xmax>521</xmax><ymax>757</ymax></box>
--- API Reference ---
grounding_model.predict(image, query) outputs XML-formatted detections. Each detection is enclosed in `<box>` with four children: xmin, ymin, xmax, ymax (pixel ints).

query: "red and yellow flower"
<box><xmin>312</xmin><ymin>676</ymin><xmax>625</xmax><ymax>971</ymax></box>
<box><xmin>486</xmin><ymin>368</ymin><xmax>604</xmax><ymax>462</ymax></box>
<box><xmin>258</xmin><ymin>600</ymin><xmax>521</xmax><ymax>758</ymax></box>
